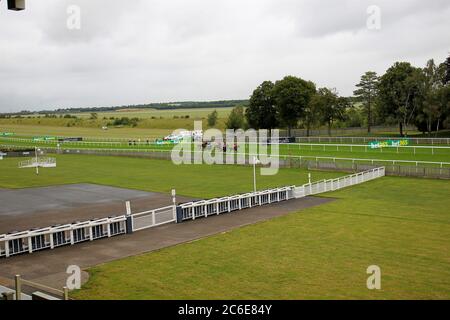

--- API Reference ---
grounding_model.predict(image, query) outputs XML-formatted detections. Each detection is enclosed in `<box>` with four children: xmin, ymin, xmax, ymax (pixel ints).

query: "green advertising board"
<box><xmin>369</xmin><ymin>139</ymin><xmax>410</xmax><ymax>149</ymax></box>
<box><xmin>156</xmin><ymin>139</ymin><xmax>181</xmax><ymax>145</ymax></box>
<box><xmin>33</xmin><ymin>136</ymin><xmax>56</xmax><ymax>142</ymax></box>
<box><xmin>0</xmin><ymin>132</ymin><xmax>15</xmax><ymax>136</ymax></box>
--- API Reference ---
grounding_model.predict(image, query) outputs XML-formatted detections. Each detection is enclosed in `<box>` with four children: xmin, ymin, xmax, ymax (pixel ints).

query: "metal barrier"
<box><xmin>296</xmin><ymin>136</ymin><xmax>450</xmax><ymax>145</ymax></box>
<box><xmin>13</xmin><ymin>275</ymin><xmax>69</xmax><ymax>301</ymax></box>
<box><xmin>131</xmin><ymin>205</ymin><xmax>176</xmax><ymax>232</ymax></box>
<box><xmin>293</xmin><ymin>167</ymin><xmax>385</xmax><ymax>197</ymax></box>
<box><xmin>0</xmin><ymin>168</ymin><xmax>386</xmax><ymax>259</ymax></box>
<box><xmin>0</xmin><ymin>216</ymin><xmax>126</xmax><ymax>258</ymax></box>
<box><xmin>177</xmin><ymin>186</ymin><xmax>295</xmax><ymax>222</ymax></box>
<box><xmin>18</xmin><ymin>157</ymin><xmax>56</xmax><ymax>168</ymax></box>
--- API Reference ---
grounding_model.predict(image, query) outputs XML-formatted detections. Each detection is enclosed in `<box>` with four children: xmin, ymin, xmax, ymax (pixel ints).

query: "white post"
<box><xmin>49</xmin><ymin>233</ymin><xmax>54</xmax><ymax>249</ymax></box>
<box><xmin>28</xmin><ymin>237</ymin><xmax>33</xmax><ymax>254</ymax></box>
<box><xmin>253</xmin><ymin>156</ymin><xmax>258</xmax><ymax>193</ymax></box>
<box><xmin>171</xmin><ymin>189</ymin><xmax>176</xmax><ymax>206</ymax></box>
<box><xmin>5</xmin><ymin>240</ymin><xmax>10</xmax><ymax>257</ymax></box>
<box><xmin>308</xmin><ymin>173</ymin><xmax>311</xmax><ymax>184</ymax></box>
<box><xmin>125</xmin><ymin>201</ymin><xmax>131</xmax><ymax>216</ymax></box>
<box><xmin>35</xmin><ymin>147</ymin><xmax>39</xmax><ymax>175</ymax></box>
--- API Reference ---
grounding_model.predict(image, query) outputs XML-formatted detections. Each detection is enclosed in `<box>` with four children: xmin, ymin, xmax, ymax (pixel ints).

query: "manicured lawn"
<box><xmin>2</xmin><ymin>137</ymin><xmax>450</xmax><ymax>165</ymax></box>
<box><xmin>71</xmin><ymin>176</ymin><xmax>450</xmax><ymax>300</ymax></box>
<box><xmin>0</xmin><ymin>123</ymin><xmax>173</xmax><ymax>139</ymax></box>
<box><xmin>0</xmin><ymin>154</ymin><xmax>343</xmax><ymax>198</ymax></box>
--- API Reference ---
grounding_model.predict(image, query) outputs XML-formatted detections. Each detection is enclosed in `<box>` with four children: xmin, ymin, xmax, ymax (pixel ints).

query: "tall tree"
<box><xmin>272</xmin><ymin>76</ymin><xmax>316</xmax><ymax>136</ymax></box>
<box><xmin>225</xmin><ymin>106</ymin><xmax>246</xmax><ymax>130</ymax></box>
<box><xmin>445</xmin><ymin>55</ymin><xmax>450</xmax><ymax>84</ymax></box>
<box><xmin>246</xmin><ymin>81</ymin><xmax>278</xmax><ymax>131</ymax></box>
<box><xmin>304</xmin><ymin>97</ymin><xmax>320</xmax><ymax>137</ymax></box>
<box><xmin>354</xmin><ymin>71</ymin><xmax>379</xmax><ymax>133</ymax></box>
<box><xmin>313</xmin><ymin>88</ymin><xmax>349</xmax><ymax>136</ymax></box>
<box><xmin>207</xmin><ymin>110</ymin><xmax>218</xmax><ymax>127</ymax></box>
<box><xmin>420</xmin><ymin>59</ymin><xmax>442</xmax><ymax>134</ymax></box>
<box><xmin>377</xmin><ymin>62</ymin><xmax>423</xmax><ymax>136</ymax></box>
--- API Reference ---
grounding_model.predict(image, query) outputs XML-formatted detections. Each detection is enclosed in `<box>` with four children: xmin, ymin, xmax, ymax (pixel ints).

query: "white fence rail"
<box><xmin>296</xmin><ymin>136</ymin><xmax>450</xmax><ymax>145</ymax></box>
<box><xmin>0</xmin><ymin>216</ymin><xmax>126</xmax><ymax>258</ymax></box>
<box><xmin>3</xmin><ymin>143</ymin><xmax>450</xmax><ymax>169</ymax></box>
<box><xmin>18</xmin><ymin>157</ymin><xmax>56</xmax><ymax>168</ymax></box>
<box><xmin>293</xmin><ymin>167</ymin><xmax>385</xmax><ymax>197</ymax></box>
<box><xmin>131</xmin><ymin>205</ymin><xmax>176</xmax><ymax>232</ymax></box>
<box><xmin>178</xmin><ymin>186</ymin><xmax>295</xmax><ymax>222</ymax></box>
<box><xmin>1</xmin><ymin>168</ymin><xmax>386</xmax><ymax>259</ymax></box>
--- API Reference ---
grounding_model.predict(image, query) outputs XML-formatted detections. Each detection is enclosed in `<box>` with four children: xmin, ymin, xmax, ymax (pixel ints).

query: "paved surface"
<box><xmin>0</xmin><ymin>184</ymin><xmax>194</xmax><ymax>234</ymax></box>
<box><xmin>0</xmin><ymin>196</ymin><xmax>334</xmax><ymax>289</ymax></box>
<box><xmin>0</xmin><ymin>184</ymin><xmax>155</xmax><ymax>216</ymax></box>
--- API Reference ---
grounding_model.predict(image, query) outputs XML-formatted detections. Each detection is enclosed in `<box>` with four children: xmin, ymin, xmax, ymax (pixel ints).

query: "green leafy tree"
<box><xmin>377</xmin><ymin>62</ymin><xmax>424</xmax><ymax>136</ymax></box>
<box><xmin>225</xmin><ymin>106</ymin><xmax>246</xmax><ymax>130</ymax></box>
<box><xmin>418</xmin><ymin>59</ymin><xmax>443</xmax><ymax>134</ymax></box>
<box><xmin>246</xmin><ymin>81</ymin><xmax>278</xmax><ymax>132</ymax></box>
<box><xmin>303</xmin><ymin>97</ymin><xmax>321</xmax><ymax>137</ymax></box>
<box><xmin>445</xmin><ymin>55</ymin><xmax>450</xmax><ymax>84</ymax></box>
<box><xmin>207</xmin><ymin>110</ymin><xmax>218</xmax><ymax>127</ymax></box>
<box><xmin>354</xmin><ymin>71</ymin><xmax>379</xmax><ymax>133</ymax></box>
<box><xmin>313</xmin><ymin>88</ymin><xmax>349</xmax><ymax>136</ymax></box>
<box><xmin>272</xmin><ymin>76</ymin><xmax>316</xmax><ymax>136</ymax></box>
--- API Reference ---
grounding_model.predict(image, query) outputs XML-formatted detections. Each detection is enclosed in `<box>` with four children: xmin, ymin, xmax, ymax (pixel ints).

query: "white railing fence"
<box><xmin>18</xmin><ymin>157</ymin><xmax>56</xmax><ymax>168</ymax></box>
<box><xmin>177</xmin><ymin>186</ymin><xmax>294</xmax><ymax>222</ymax></box>
<box><xmin>0</xmin><ymin>216</ymin><xmax>126</xmax><ymax>258</ymax></box>
<box><xmin>0</xmin><ymin>167</ymin><xmax>386</xmax><ymax>259</ymax></box>
<box><xmin>293</xmin><ymin>167</ymin><xmax>385</xmax><ymax>197</ymax></box>
<box><xmin>131</xmin><ymin>205</ymin><xmax>176</xmax><ymax>232</ymax></box>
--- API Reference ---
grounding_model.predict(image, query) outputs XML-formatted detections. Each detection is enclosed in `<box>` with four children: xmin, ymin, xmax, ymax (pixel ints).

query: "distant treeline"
<box><xmin>2</xmin><ymin>100</ymin><xmax>249</xmax><ymax>116</ymax></box>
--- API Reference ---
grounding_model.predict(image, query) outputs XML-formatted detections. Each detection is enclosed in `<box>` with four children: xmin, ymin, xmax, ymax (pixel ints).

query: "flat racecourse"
<box><xmin>71</xmin><ymin>176</ymin><xmax>450</xmax><ymax>300</ymax></box>
<box><xmin>1</xmin><ymin>154</ymin><xmax>449</xmax><ymax>299</ymax></box>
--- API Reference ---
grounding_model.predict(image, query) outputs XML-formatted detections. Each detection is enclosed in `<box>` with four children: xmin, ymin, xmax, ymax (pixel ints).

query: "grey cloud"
<box><xmin>0</xmin><ymin>0</ymin><xmax>449</xmax><ymax>112</ymax></box>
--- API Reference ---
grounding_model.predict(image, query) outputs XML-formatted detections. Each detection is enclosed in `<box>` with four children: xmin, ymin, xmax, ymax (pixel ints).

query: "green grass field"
<box><xmin>0</xmin><ymin>124</ymin><xmax>174</xmax><ymax>139</ymax></box>
<box><xmin>0</xmin><ymin>107</ymin><xmax>234</xmax><ymax>131</ymax></box>
<box><xmin>2</xmin><ymin>136</ymin><xmax>450</xmax><ymax>166</ymax></box>
<box><xmin>0</xmin><ymin>154</ymin><xmax>343</xmax><ymax>197</ymax></box>
<box><xmin>68</xmin><ymin>176</ymin><xmax>449</xmax><ymax>300</ymax></box>
<box><xmin>1</xmin><ymin>153</ymin><xmax>449</xmax><ymax>299</ymax></box>
<box><xmin>67</xmin><ymin>107</ymin><xmax>235</xmax><ymax>120</ymax></box>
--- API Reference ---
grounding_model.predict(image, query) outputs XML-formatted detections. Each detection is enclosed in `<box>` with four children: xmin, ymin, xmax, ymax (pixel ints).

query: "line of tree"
<box><xmin>239</xmin><ymin>55</ymin><xmax>450</xmax><ymax>136</ymax></box>
<box><xmin>3</xmin><ymin>100</ymin><xmax>249</xmax><ymax>116</ymax></box>
<box><xmin>242</xmin><ymin>76</ymin><xmax>350</xmax><ymax>136</ymax></box>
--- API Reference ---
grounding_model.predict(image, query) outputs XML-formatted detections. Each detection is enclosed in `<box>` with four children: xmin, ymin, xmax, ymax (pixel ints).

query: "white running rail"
<box><xmin>1</xmin><ymin>167</ymin><xmax>386</xmax><ymax>259</ymax></box>
<box><xmin>0</xmin><ymin>216</ymin><xmax>126</xmax><ymax>258</ymax></box>
<box><xmin>178</xmin><ymin>186</ymin><xmax>294</xmax><ymax>222</ymax></box>
<box><xmin>131</xmin><ymin>205</ymin><xmax>176</xmax><ymax>232</ymax></box>
<box><xmin>18</xmin><ymin>157</ymin><xmax>56</xmax><ymax>168</ymax></box>
<box><xmin>293</xmin><ymin>167</ymin><xmax>385</xmax><ymax>198</ymax></box>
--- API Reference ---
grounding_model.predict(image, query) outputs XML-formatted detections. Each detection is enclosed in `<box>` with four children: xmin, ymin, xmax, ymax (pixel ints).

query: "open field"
<box><xmin>0</xmin><ymin>117</ymin><xmax>222</xmax><ymax>131</ymax></box>
<box><xmin>0</xmin><ymin>154</ymin><xmax>344</xmax><ymax>197</ymax></box>
<box><xmin>1</xmin><ymin>151</ymin><xmax>449</xmax><ymax>300</ymax></box>
<box><xmin>2</xmin><ymin>137</ymin><xmax>450</xmax><ymax>167</ymax></box>
<box><xmin>0</xmin><ymin>124</ymin><xmax>173</xmax><ymax>139</ymax></box>
<box><xmin>2</xmin><ymin>122</ymin><xmax>450</xmax><ymax>140</ymax></box>
<box><xmin>65</xmin><ymin>107</ymin><xmax>235</xmax><ymax>120</ymax></box>
<box><xmin>0</xmin><ymin>107</ymin><xmax>235</xmax><ymax>131</ymax></box>
<box><xmin>70</xmin><ymin>175</ymin><xmax>450</xmax><ymax>300</ymax></box>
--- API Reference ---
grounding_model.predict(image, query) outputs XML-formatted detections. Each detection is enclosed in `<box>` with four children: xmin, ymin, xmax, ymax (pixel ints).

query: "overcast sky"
<box><xmin>0</xmin><ymin>0</ymin><xmax>449</xmax><ymax>112</ymax></box>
